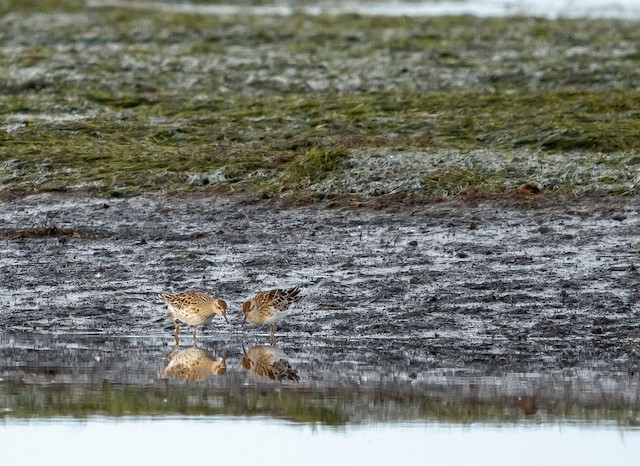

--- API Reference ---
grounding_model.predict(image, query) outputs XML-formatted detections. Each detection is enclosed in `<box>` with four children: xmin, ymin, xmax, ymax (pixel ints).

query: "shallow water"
<box><xmin>2</xmin><ymin>332</ymin><xmax>640</xmax><ymax>465</ymax></box>
<box><xmin>2</xmin><ymin>418</ymin><xmax>640</xmax><ymax>466</ymax></box>
<box><xmin>91</xmin><ymin>0</ymin><xmax>640</xmax><ymax>19</ymax></box>
<box><xmin>2</xmin><ymin>332</ymin><xmax>640</xmax><ymax>424</ymax></box>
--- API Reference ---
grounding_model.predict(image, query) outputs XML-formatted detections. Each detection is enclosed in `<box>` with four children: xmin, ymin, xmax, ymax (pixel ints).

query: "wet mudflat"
<box><xmin>1</xmin><ymin>193</ymin><xmax>640</xmax><ymax>425</ymax></box>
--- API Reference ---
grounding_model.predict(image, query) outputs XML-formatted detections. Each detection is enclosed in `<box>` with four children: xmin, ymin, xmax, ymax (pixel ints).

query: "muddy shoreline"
<box><xmin>1</xmin><ymin>193</ymin><xmax>639</xmax><ymax>375</ymax></box>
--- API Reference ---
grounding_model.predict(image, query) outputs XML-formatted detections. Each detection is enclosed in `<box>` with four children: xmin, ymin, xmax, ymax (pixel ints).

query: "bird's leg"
<box><xmin>269</xmin><ymin>325</ymin><xmax>277</xmax><ymax>346</ymax></box>
<box><xmin>167</xmin><ymin>342</ymin><xmax>179</xmax><ymax>361</ymax></box>
<box><xmin>193</xmin><ymin>326</ymin><xmax>198</xmax><ymax>346</ymax></box>
<box><xmin>168</xmin><ymin>312</ymin><xmax>180</xmax><ymax>336</ymax></box>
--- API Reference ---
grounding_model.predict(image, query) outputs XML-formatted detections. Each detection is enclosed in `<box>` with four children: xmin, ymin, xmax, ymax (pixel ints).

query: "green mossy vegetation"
<box><xmin>1</xmin><ymin>5</ymin><xmax>639</xmax><ymax>197</ymax></box>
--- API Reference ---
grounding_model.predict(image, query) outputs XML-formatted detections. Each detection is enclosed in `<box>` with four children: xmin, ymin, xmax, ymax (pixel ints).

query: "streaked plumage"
<box><xmin>242</xmin><ymin>287</ymin><xmax>301</xmax><ymax>344</ymax></box>
<box><xmin>159</xmin><ymin>347</ymin><xmax>226</xmax><ymax>382</ymax></box>
<box><xmin>158</xmin><ymin>290</ymin><xmax>228</xmax><ymax>345</ymax></box>
<box><xmin>241</xmin><ymin>345</ymin><xmax>300</xmax><ymax>382</ymax></box>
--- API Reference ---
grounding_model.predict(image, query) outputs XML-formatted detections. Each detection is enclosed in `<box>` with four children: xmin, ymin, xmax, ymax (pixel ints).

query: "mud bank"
<box><xmin>1</xmin><ymin>194</ymin><xmax>640</xmax><ymax>375</ymax></box>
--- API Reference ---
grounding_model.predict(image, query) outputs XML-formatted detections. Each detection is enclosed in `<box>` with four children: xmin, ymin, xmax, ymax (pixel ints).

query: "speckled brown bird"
<box><xmin>241</xmin><ymin>345</ymin><xmax>300</xmax><ymax>382</ymax></box>
<box><xmin>159</xmin><ymin>347</ymin><xmax>226</xmax><ymax>382</ymax></box>
<box><xmin>242</xmin><ymin>287</ymin><xmax>301</xmax><ymax>345</ymax></box>
<box><xmin>158</xmin><ymin>290</ymin><xmax>228</xmax><ymax>345</ymax></box>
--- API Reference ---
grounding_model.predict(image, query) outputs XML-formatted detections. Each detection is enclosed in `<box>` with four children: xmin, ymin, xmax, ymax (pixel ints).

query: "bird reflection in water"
<box><xmin>159</xmin><ymin>346</ymin><xmax>226</xmax><ymax>382</ymax></box>
<box><xmin>241</xmin><ymin>345</ymin><xmax>300</xmax><ymax>382</ymax></box>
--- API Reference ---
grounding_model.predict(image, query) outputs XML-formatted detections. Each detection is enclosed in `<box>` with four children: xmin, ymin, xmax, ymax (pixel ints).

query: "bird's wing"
<box><xmin>257</xmin><ymin>287</ymin><xmax>301</xmax><ymax>310</ymax></box>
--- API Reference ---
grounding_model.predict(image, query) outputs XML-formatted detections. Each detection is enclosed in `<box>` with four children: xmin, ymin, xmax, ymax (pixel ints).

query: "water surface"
<box><xmin>2</xmin><ymin>417</ymin><xmax>640</xmax><ymax>466</ymax></box>
<box><xmin>92</xmin><ymin>0</ymin><xmax>640</xmax><ymax>19</ymax></box>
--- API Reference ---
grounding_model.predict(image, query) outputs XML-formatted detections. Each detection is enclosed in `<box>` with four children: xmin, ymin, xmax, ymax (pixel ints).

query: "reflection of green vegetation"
<box><xmin>0</xmin><ymin>382</ymin><xmax>346</xmax><ymax>425</ymax></box>
<box><xmin>1</xmin><ymin>381</ymin><xmax>639</xmax><ymax>426</ymax></box>
<box><xmin>2</xmin><ymin>5</ymin><xmax>640</xmax><ymax>197</ymax></box>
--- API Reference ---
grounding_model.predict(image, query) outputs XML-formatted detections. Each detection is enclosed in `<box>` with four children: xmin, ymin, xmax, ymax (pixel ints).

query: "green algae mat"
<box><xmin>1</xmin><ymin>2</ymin><xmax>640</xmax><ymax>198</ymax></box>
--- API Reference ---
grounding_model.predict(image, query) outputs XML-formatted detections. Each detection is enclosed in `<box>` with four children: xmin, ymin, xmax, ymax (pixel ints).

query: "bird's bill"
<box><xmin>242</xmin><ymin>314</ymin><xmax>247</xmax><ymax>325</ymax></box>
<box><xmin>223</xmin><ymin>312</ymin><xmax>229</xmax><ymax>323</ymax></box>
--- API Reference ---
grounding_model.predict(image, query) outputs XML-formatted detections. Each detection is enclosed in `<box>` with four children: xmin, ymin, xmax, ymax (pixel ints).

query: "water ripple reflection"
<box><xmin>1</xmin><ymin>333</ymin><xmax>639</xmax><ymax>426</ymax></box>
<box><xmin>159</xmin><ymin>346</ymin><xmax>226</xmax><ymax>382</ymax></box>
<box><xmin>241</xmin><ymin>345</ymin><xmax>300</xmax><ymax>382</ymax></box>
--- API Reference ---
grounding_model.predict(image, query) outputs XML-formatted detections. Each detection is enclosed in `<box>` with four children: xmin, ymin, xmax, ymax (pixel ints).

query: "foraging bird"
<box><xmin>241</xmin><ymin>345</ymin><xmax>300</xmax><ymax>382</ymax></box>
<box><xmin>242</xmin><ymin>287</ymin><xmax>301</xmax><ymax>345</ymax></box>
<box><xmin>158</xmin><ymin>290</ymin><xmax>228</xmax><ymax>345</ymax></box>
<box><xmin>159</xmin><ymin>347</ymin><xmax>226</xmax><ymax>382</ymax></box>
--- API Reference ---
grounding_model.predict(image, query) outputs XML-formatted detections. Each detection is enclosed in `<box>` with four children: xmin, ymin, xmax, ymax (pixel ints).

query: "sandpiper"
<box><xmin>242</xmin><ymin>287</ymin><xmax>301</xmax><ymax>345</ymax></box>
<box><xmin>158</xmin><ymin>290</ymin><xmax>228</xmax><ymax>345</ymax></box>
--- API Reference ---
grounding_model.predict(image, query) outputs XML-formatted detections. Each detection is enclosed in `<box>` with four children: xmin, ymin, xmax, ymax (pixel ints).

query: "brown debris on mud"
<box><xmin>0</xmin><ymin>224</ymin><xmax>100</xmax><ymax>239</ymax></box>
<box><xmin>1</xmin><ymin>193</ymin><xmax>639</xmax><ymax>375</ymax></box>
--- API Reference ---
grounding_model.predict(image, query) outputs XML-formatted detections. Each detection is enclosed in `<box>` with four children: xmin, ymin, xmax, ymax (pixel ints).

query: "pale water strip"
<box><xmin>88</xmin><ymin>0</ymin><xmax>640</xmax><ymax>19</ymax></box>
<box><xmin>2</xmin><ymin>417</ymin><xmax>640</xmax><ymax>466</ymax></box>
